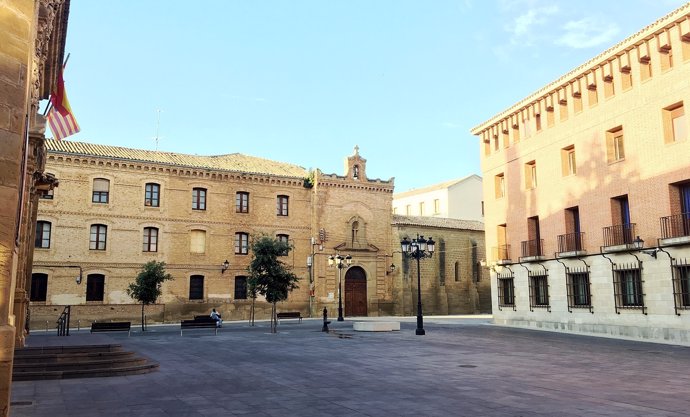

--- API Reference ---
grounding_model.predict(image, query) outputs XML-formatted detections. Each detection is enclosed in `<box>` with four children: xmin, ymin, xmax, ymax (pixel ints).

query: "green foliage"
<box><xmin>303</xmin><ymin>169</ymin><xmax>315</xmax><ymax>188</ymax></box>
<box><xmin>248</xmin><ymin>236</ymin><xmax>299</xmax><ymax>304</ymax></box>
<box><xmin>127</xmin><ymin>261</ymin><xmax>173</xmax><ymax>305</ymax></box>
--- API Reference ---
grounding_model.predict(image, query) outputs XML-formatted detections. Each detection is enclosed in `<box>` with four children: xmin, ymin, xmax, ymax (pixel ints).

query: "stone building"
<box><xmin>1</xmin><ymin>0</ymin><xmax>70</xmax><ymax>414</ymax></box>
<box><xmin>471</xmin><ymin>4</ymin><xmax>690</xmax><ymax>344</ymax></box>
<box><xmin>391</xmin><ymin>215</ymin><xmax>491</xmax><ymax>315</ymax></box>
<box><xmin>392</xmin><ymin>175</ymin><xmax>483</xmax><ymax>221</ymax></box>
<box><xmin>30</xmin><ymin>141</ymin><xmax>399</xmax><ymax>325</ymax></box>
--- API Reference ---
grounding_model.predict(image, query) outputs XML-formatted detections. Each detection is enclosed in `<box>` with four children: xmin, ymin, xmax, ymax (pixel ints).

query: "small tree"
<box><xmin>127</xmin><ymin>261</ymin><xmax>173</xmax><ymax>331</ymax></box>
<box><xmin>248</xmin><ymin>236</ymin><xmax>299</xmax><ymax>333</ymax></box>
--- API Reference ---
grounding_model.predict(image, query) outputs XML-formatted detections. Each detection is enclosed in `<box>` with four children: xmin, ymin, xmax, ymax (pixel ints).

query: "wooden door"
<box><xmin>345</xmin><ymin>267</ymin><xmax>367</xmax><ymax>317</ymax></box>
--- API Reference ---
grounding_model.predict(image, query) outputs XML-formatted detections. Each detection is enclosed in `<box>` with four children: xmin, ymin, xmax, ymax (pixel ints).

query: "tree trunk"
<box><xmin>271</xmin><ymin>302</ymin><xmax>277</xmax><ymax>333</ymax></box>
<box><xmin>250</xmin><ymin>296</ymin><xmax>255</xmax><ymax>326</ymax></box>
<box><xmin>141</xmin><ymin>303</ymin><xmax>145</xmax><ymax>331</ymax></box>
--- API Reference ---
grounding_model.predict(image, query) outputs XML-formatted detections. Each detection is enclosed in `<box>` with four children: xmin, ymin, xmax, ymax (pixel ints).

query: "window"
<box><xmin>189</xmin><ymin>275</ymin><xmax>204</xmax><ymax>300</ymax></box>
<box><xmin>277</xmin><ymin>234</ymin><xmax>289</xmax><ymax>256</ymax></box>
<box><xmin>546</xmin><ymin>107</ymin><xmax>555</xmax><ymax>127</ymax></box>
<box><xmin>86</xmin><ymin>274</ymin><xmax>105</xmax><ymax>302</ymax></box>
<box><xmin>640</xmin><ymin>57</ymin><xmax>652</xmax><ymax>81</ymax></box>
<box><xmin>30</xmin><ymin>273</ymin><xmax>48</xmax><ymax>302</ymax></box>
<box><xmin>573</xmin><ymin>93</ymin><xmax>583</xmax><ymax>113</ymax></box>
<box><xmin>190</xmin><ymin>230</ymin><xmax>206</xmax><ymax>254</ymax></box>
<box><xmin>603</xmin><ymin>78</ymin><xmax>615</xmax><ymax>99</ymax></box>
<box><xmin>567</xmin><ymin>271</ymin><xmax>591</xmax><ymax>309</ymax></box>
<box><xmin>525</xmin><ymin>161</ymin><xmax>537</xmax><ymax>189</ymax></box>
<box><xmin>41</xmin><ymin>174</ymin><xmax>55</xmax><ymax>199</ymax></box>
<box><xmin>145</xmin><ymin>183</ymin><xmax>160</xmax><ymax>207</ymax></box>
<box><xmin>535</xmin><ymin>114</ymin><xmax>542</xmax><ymax>131</ymax></box>
<box><xmin>621</xmin><ymin>68</ymin><xmax>633</xmax><ymax>90</ymax></box>
<box><xmin>525</xmin><ymin>216</ymin><xmax>542</xmax><ymax>257</ymax></box>
<box><xmin>561</xmin><ymin>146</ymin><xmax>576</xmax><ymax>176</ymax></box>
<box><xmin>497</xmin><ymin>276</ymin><xmax>515</xmax><ymax>307</ymax></box>
<box><xmin>511</xmin><ymin>124</ymin><xmax>520</xmax><ymax>144</ymax></box>
<box><xmin>351</xmin><ymin>221</ymin><xmax>359</xmax><ymax>246</ymax></box>
<box><xmin>660</xmin><ymin>48</ymin><xmax>673</xmax><ymax>71</ymax></box>
<box><xmin>235</xmin><ymin>232</ymin><xmax>249</xmax><ymax>255</ymax></box>
<box><xmin>563</xmin><ymin>206</ymin><xmax>582</xmax><ymax>252</ymax></box>
<box><xmin>192</xmin><ymin>188</ymin><xmax>206</xmax><ymax>210</ymax></box>
<box><xmin>614</xmin><ymin>268</ymin><xmax>644</xmax><ymax>310</ymax></box>
<box><xmin>392</xmin><ymin>207</ymin><xmax>397</xmax><ymax>214</ymax></box>
<box><xmin>92</xmin><ymin>178</ymin><xmax>110</xmax><ymax>203</ymax></box>
<box><xmin>529</xmin><ymin>274</ymin><xmax>549</xmax><ymax>309</ymax></box>
<box><xmin>235</xmin><ymin>276</ymin><xmax>248</xmax><ymax>300</ymax></box>
<box><xmin>433</xmin><ymin>199</ymin><xmax>440</xmax><ymax>214</ymax></box>
<box><xmin>143</xmin><ymin>227</ymin><xmax>159</xmax><ymax>252</ymax></box>
<box><xmin>35</xmin><ymin>221</ymin><xmax>51</xmax><ymax>248</ymax></box>
<box><xmin>587</xmin><ymin>85</ymin><xmax>598</xmax><ymax>107</ymax></box>
<box><xmin>471</xmin><ymin>241</ymin><xmax>479</xmax><ymax>283</ymax></box>
<box><xmin>609</xmin><ymin>195</ymin><xmax>633</xmax><ymax>245</ymax></box>
<box><xmin>89</xmin><ymin>224</ymin><xmax>107</xmax><ymax>250</ymax></box>
<box><xmin>672</xmin><ymin>261</ymin><xmax>690</xmax><ymax>312</ymax></box>
<box><xmin>236</xmin><ymin>192</ymin><xmax>249</xmax><ymax>213</ymax></box>
<box><xmin>454</xmin><ymin>261</ymin><xmax>460</xmax><ymax>282</ymax></box>
<box><xmin>419</xmin><ymin>202</ymin><xmax>425</xmax><ymax>216</ymax></box>
<box><xmin>663</xmin><ymin>102</ymin><xmax>687</xmax><ymax>144</ymax></box>
<box><xmin>353</xmin><ymin>165</ymin><xmax>359</xmax><ymax>179</ymax></box>
<box><xmin>495</xmin><ymin>173</ymin><xmax>505</xmax><ymax>199</ymax></box>
<box><xmin>606</xmin><ymin>126</ymin><xmax>625</xmax><ymax>163</ymax></box>
<box><xmin>276</xmin><ymin>195</ymin><xmax>289</xmax><ymax>216</ymax></box>
<box><xmin>559</xmin><ymin>99</ymin><xmax>568</xmax><ymax>121</ymax></box>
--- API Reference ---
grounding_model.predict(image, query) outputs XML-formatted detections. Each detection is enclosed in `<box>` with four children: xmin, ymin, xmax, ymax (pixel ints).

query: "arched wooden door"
<box><xmin>345</xmin><ymin>267</ymin><xmax>367</xmax><ymax>317</ymax></box>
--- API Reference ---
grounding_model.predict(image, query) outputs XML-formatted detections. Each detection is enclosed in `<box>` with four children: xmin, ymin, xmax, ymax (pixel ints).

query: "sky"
<box><xmin>56</xmin><ymin>0</ymin><xmax>689</xmax><ymax>192</ymax></box>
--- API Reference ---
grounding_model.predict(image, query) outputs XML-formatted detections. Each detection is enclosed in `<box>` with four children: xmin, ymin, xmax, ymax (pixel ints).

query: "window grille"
<box><xmin>496</xmin><ymin>269</ymin><xmax>515</xmax><ymax>311</ymax></box>
<box><xmin>612</xmin><ymin>262</ymin><xmax>645</xmax><ymax>314</ymax></box>
<box><xmin>565</xmin><ymin>265</ymin><xmax>593</xmax><ymax>313</ymax></box>
<box><xmin>528</xmin><ymin>270</ymin><xmax>550</xmax><ymax>312</ymax></box>
<box><xmin>671</xmin><ymin>258</ymin><xmax>690</xmax><ymax>315</ymax></box>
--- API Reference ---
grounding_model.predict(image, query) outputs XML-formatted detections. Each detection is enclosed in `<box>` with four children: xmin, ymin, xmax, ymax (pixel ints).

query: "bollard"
<box><xmin>321</xmin><ymin>307</ymin><xmax>331</xmax><ymax>332</ymax></box>
<box><xmin>77</xmin><ymin>319</ymin><xmax>80</xmax><ymax>331</ymax></box>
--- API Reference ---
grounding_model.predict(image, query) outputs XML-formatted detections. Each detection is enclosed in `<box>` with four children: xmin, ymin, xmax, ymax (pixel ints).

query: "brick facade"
<box><xmin>471</xmin><ymin>4</ymin><xmax>690</xmax><ymax>344</ymax></box>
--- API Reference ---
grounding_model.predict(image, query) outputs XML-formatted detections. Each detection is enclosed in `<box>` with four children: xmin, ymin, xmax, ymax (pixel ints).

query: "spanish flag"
<box><xmin>47</xmin><ymin>67</ymin><xmax>80</xmax><ymax>140</ymax></box>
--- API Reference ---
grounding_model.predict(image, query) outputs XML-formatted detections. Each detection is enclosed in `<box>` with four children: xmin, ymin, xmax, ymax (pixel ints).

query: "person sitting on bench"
<box><xmin>210</xmin><ymin>308</ymin><xmax>222</xmax><ymax>327</ymax></box>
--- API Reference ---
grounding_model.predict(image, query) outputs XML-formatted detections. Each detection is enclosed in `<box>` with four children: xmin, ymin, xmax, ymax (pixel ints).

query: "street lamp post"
<box><xmin>401</xmin><ymin>234</ymin><xmax>435</xmax><ymax>335</ymax></box>
<box><xmin>328</xmin><ymin>254</ymin><xmax>352</xmax><ymax>321</ymax></box>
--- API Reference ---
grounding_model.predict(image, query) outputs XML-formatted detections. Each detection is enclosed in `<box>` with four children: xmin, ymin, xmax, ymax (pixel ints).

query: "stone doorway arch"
<box><xmin>345</xmin><ymin>266</ymin><xmax>367</xmax><ymax>317</ymax></box>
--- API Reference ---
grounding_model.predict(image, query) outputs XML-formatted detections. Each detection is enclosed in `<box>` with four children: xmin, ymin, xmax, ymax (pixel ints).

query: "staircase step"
<box><xmin>12</xmin><ymin>363</ymin><xmax>160</xmax><ymax>381</ymax></box>
<box><xmin>15</xmin><ymin>344</ymin><xmax>123</xmax><ymax>356</ymax></box>
<box><xmin>14</xmin><ymin>350</ymin><xmax>133</xmax><ymax>364</ymax></box>
<box><xmin>13</xmin><ymin>356</ymin><xmax>148</xmax><ymax>372</ymax></box>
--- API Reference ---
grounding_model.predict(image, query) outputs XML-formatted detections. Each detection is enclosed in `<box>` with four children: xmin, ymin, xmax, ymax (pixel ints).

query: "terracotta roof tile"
<box><xmin>46</xmin><ymin>140</ymin><xmax>308</xmax><ymax>178</ymax></box>
<box><xmin>392</xmin><ymin>214</ymin><xmax>484</xmax><ymax>231</ymax></box>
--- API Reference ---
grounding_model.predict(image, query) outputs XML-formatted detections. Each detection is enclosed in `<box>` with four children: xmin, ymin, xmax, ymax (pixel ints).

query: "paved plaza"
<box><xmin>10</xmin><ymin>316</ymin><xmax>690</xmax><ymax>417</ymax></box>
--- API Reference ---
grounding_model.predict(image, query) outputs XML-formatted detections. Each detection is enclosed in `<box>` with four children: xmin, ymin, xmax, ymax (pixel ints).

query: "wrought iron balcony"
<box><xmin>602</xmin><ymin>223</ymin><xmax>636</xmax><ymax>248</ymax></box>
<box><xmin>557</xmin><ymin>232</ymin><xmax>585</xmax><ymax>254</ymax></box>
<box><xmin>660</xmin><ymin>213</ymin><xmax>690</xmax><ymax>240</ymax></box>
<box><xmin>520</xmin><ymin>239</ymin><xmax>544</xmax><ymax>258</ymax></box>
<box><xmin>492</xmin><ymin>245</ymin><xmax>511</xmax><ymax>264</ymax></box>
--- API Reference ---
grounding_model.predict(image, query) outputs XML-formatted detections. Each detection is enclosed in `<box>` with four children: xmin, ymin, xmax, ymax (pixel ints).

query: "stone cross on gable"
<box><xmin>354</xmin><ymin>145</ymin><xmax>359</xmax><ymax>156</ymax></box>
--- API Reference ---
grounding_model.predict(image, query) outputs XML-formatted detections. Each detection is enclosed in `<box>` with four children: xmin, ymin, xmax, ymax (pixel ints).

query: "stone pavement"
<box><xmin>10</xmin><ymin>316</ymin><xmax>690</xmax><ymax>417</ymax></box>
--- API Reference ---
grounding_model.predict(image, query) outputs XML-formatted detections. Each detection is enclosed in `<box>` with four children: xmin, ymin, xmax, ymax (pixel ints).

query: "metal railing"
<box><xmin>492</xmin><ymin>245</ymin><xmax>511</xmax><ymax>262</ymax></box>
<box><xmin>557</xmin><ymin>232</ymin><xmax>585</xmax><ymax>253</ymax></box>
<box><xmin>56</xmin><ymin>305</ymin><xmax>71</xmax><ymax>336</ymax></box>
<box><xmin>660</xmin><ymin>213</ymin><xmax>690</xmax><ymax>239</ymax></box>
<box><xmin>602</xmin><ymin>223</ymin><xmax>636</xmax><ymax>247</ymax></box>
<box><xmin>521</xmin><ymin>239</ymin><xmax>544</xmax><ymax>258</ymax></box>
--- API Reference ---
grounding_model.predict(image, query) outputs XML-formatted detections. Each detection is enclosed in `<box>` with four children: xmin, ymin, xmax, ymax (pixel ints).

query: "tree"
<box><xmin>127</xmin><ymin>261</ymin><xmax>173</xmax><ymax>331</ymax></box>
<box><xmin>248</xmin><ymin>236</ymin><xmax>300</xmax><ymax>333</ymax></box>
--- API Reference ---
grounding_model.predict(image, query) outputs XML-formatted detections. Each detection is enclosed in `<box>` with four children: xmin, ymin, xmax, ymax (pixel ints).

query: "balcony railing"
<box><xmin>492</xmin><ymin>245</ymin><xmax>511</xmax><ymax>262</ymax></box>
<box><xmin>602</xmin><ymin>223</ymin><xmax>636</xmax><ymax>247</ymax></box>
<box><xmin>521</xmin><ymin>239</ymin><xmax>544</xmax><ymax>258</ymax></box>
<box><xmin>557</xmin><ymin>232</ymin><xmax>585</xmax><ymax>253</ymax></box>
<box><xmin>660</xmin><ymin>213</ymin><xmax>690</xmax><ymax>239</ymax></box>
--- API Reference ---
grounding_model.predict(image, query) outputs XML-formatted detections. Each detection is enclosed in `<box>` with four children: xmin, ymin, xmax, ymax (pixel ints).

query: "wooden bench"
<box><xmin>277</xmin><ymin>312</ymin><xmax>302</xmax><ymax>323</ymax></box>
<box><xmin>180</xmin><ymin>317</ymin><xmax>218</xmax><ymax>336</ymax></box>
<box><xmin>90</xmin><ymin>321</ymin><xmax>131</xmax><ymax>336</ymax></box>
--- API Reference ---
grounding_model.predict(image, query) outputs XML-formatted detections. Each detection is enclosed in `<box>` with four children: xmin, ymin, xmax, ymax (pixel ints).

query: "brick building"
<box><xmin>471</xmin><ymin>4</ymin><xmax>690</xmax><ymax>344</ymax></box>
<box><xmin>30</xmin><ymin>142</ymin><xmax>398</xmax><ymax>325</ymax></box>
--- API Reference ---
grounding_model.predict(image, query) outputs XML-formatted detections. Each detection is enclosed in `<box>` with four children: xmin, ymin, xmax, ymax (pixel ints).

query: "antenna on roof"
<box><xmin>153</xmin><ymin>109</ymin><xmax>163</xmax><ymax>151</ymax></box>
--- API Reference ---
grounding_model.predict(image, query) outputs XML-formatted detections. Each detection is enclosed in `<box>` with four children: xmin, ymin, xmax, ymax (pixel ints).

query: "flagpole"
<box><xmin>43</xmin><ymin>53</ymin><xmax>71</xmax><ymax>117</ymax></box>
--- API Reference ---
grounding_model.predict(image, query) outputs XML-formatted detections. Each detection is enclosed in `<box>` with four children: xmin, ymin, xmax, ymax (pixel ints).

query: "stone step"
<box><xmin>14</xmin><ymin>356</ymin><xmax>147</xmax><ymax>372</ymax></box>
<box><xmin>13</xmin><ymin>350</ymin><xmax>134</xmax><ymax>364</ymax></box>
<box><xmin>15</xmin><ymin>344</ymin><xmax>123</xmax><ymax>356</ymax></box>
<box><xmin>13</xmin><ymin>363</ymin><xmax>160</xmax><ymax>381</ymax></box>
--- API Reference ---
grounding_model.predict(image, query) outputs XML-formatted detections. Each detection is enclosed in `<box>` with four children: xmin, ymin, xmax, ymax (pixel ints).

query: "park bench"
<box><xmin>180</xmin><ymin>316</ymin><xmax>218</xmax><ymax>336</ymax></box>
<box><xmin>90</xmin><ymin>321</ymin><xmax>131</xmax><ymax>336</ymax></box>
<box><xmin>277</xmin><ymin>312</ymin><xmax>302</xmax><ymax>323</ymax></box>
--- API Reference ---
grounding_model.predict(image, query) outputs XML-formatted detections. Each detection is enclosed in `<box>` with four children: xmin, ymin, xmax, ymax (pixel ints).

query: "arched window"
<box><xmin>189</xmin><ymin>275</ymin><xmax>204</xmax><ymax>300</ymax></box>
<box><xmin>235</xmin><ymin>232</ymin><xmax>249</xmax><ymax>255</ymax></box>
<box><xmin>353</xmin><ymin>165</ymin><xmax>359</xmax><ymax>179</ymax></box>
<box><xmin>351</xmin><ymin>221</ymin><xmax>359</xmax><ymax>245</ymax></box>
<box><xmin>143</xmin><ymin>227</ymin><xmax>159</xmax><ymax>252</ymax></box>
<box><xmin>92</xmin><ymin>178</ymin><xmax>110</xmax><ymax>203</ymax></box>
<box><xmin>30</xmin><ymin>273</ymin><xmax>48</xmax><ymax>302</ymax></box>
<box><xmin>89</xmin><ymin>224</ymin><xmax>107</xmax><ymax>250</ymax></box>
<box><xmin>86</xmin><ymin>274</ymin><xmax>105</xmax><ymax>302</ymax></box>
<box><xmin>35</xmin><ymin>221</ymin><xmax>51</xmax><ymax>248</ymax></box>
<box><xmin>145</xmin><ymin>183</ymin><xmax>160</xmax><ymax>207</ymax></box>
<box><xmin>455</xmin><ymin>261</ymin><xmax>460</xmax><ymax>282</ymax></box>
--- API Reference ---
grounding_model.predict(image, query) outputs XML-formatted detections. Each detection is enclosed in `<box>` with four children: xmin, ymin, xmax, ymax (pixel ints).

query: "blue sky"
<box><xmin>57</xmin><ymin>0</ymin><xmax>688</xmax><ymax>192</ymax></box>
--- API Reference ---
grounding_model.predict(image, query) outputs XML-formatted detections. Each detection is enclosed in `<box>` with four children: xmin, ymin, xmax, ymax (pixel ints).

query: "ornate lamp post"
<box><xmin>328</xmin><ymin>254</ymin><xmax>352</xmax><ymax>321</ymax></box>
<box><xmin>401</xmin><ymin>234</ymin><xmax>435</xmax><ymax>335</ymax></box>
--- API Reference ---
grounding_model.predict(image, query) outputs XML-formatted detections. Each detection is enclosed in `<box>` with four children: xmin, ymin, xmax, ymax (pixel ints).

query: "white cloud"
<box><xmin>504</xmin><ymin>5</ymin><xmax>559</xmax><ymax>45</ymax></box>
<box><xmin>555</xmin><ymin>17</ymin><xmax>620</xmax><ymax>49</ymax></box>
